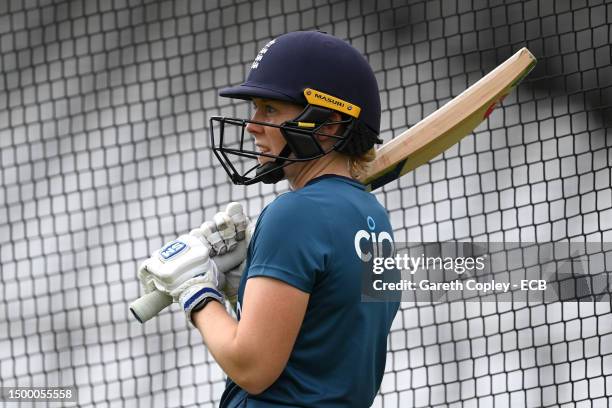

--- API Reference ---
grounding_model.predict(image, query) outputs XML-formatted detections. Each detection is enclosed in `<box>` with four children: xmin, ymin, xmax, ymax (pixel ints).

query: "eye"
<box><xmin>265</xmin><ymin>104</ymin><xmax>277</xmax><ymax>114</ymax></box>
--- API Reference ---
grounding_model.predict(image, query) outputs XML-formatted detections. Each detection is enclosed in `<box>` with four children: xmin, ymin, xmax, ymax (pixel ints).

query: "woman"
<box><xmin>139</xmin><ymin>31</ymin><xmax>399</xmax><ymax>407</ymax></box>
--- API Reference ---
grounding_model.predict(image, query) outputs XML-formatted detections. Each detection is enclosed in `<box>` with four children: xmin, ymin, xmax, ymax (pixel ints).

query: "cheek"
<box><xmin>256</xmin><ymin>128</ymin><xmax>286</xmax><ymax>164</ymax></box>
<box><xmin>267</xmin><ymin>128</ymin><xmax>286</xmax><ymax>153</ymax></box>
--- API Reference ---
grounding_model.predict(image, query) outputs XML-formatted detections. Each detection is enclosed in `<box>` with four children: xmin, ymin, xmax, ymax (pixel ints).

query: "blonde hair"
<box><xmin>347</xmin><ymin>147</ymin><xmax>377</xmax><ymax>180</ymax></box>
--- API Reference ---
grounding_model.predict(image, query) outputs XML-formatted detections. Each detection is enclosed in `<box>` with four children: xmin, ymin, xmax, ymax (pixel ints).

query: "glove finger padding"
<box><xmin>199</xmin><ymin>220</ymin><xmax>226</xmax><ymax>255</ymax></box>
<box><xmin>189</xmin><ymin>227</ymin><xmax>212</xmax><ymax>250</ymax></box>
<box><xmin>212</xmin><ymin>239</ymin><xmax>248</xmax><ymax>274</ymax></box>
<box><xmin>226</xmin><ymin>202</ymin><xmax>249</xmax><ymax>241</ymax></box>
<box><xmin>196</xmin><ymin>202</ymin><xmax>249</xmax><ymax>255</ymax></box>
<box><xmin>214</xmin><ymin>211</ymin><xmax>237</xmax><ymax>251</ymax></box>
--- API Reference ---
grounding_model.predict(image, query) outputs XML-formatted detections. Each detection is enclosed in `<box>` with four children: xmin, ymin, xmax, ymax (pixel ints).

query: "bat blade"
<box><xmin>359</xmin><ymin>47</ymin><xmax>537</xmax><ymax>191</ymax></box>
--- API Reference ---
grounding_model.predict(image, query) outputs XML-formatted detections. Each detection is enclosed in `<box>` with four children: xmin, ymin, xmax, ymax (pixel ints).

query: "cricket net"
<box><xmin>0</xmin><ymin>0</ymin><xmax>611</xmax><ymax>406</ymax></box>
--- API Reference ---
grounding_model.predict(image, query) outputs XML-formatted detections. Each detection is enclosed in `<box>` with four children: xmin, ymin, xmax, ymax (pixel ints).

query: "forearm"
<box><xmin>192</xmin><ymin>301</ymin><xmax>258</xmax><ymax>389</ymax></box>
<box><xmin>191</xmin><ymin>277</ymin><xmax>309</xmax><ymax>395</ymax></box>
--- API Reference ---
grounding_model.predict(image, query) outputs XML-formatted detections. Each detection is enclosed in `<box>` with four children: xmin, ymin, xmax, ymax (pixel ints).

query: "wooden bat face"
<box><xmin>359</xmin><ymin>48</ymin><xmax>537</xmax><ymax>191</ymax></box>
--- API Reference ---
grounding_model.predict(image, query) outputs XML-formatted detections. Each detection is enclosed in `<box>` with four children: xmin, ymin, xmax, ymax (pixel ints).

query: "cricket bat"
<box><xmin>359</xmin><ymin>47</ymin><xmax>536</xmax><ymax>190</ymax></box>
<box><xmin>130</xmin><ymin>47</ymin><xmax>536</xmax><ymax>323</ymax></box>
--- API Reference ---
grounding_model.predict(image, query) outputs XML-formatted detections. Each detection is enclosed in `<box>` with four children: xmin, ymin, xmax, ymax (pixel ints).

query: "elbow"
<box><xmin>231</xmin><ymin>365</ymin><xmax>281</xmax><ymax>395</ymax></box>
<box><xmin>238</xmin><ymin>380</ymin><xmax>269</xmax><ymax>396</ymax></box>
<box><xmin>219</xmin><ymin>336</ymin><xmax>286</xmax><ymax>395</ymax></box>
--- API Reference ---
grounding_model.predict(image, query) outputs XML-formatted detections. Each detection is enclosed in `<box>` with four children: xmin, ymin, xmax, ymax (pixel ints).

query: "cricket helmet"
<box><xmin>210</xmin><ymin>31</ymin><xmax>382</xmax><ymax>185</ymax></box>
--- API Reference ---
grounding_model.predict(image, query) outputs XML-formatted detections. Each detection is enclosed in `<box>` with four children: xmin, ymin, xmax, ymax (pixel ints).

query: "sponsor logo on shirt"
<box><xmin>354</xmin><ymin>216</ymin><xmax>394</xmax><ymax>262</ymax></box>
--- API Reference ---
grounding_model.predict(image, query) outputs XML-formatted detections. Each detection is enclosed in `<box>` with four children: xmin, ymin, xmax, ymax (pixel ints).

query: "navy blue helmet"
<box><xmin>210</xmin><ymin>31</ymin><xmax>382</xmax><ymax>185</ymax></box>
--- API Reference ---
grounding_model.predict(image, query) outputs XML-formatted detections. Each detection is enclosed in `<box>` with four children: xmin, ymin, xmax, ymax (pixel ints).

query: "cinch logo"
<box><xmin>354</xmin><ymin>216</ymin><xmax>394</xmax><ymax>262</ymax></box>
<box><xmin>160</xmin><ymin>240</ymin><xmax>189</xmax><ymax>261</ymax></box>
<box><xmin>251</xmin><ymin>39</ymin><xmax>276</xmax><ymax>69</ymax></box>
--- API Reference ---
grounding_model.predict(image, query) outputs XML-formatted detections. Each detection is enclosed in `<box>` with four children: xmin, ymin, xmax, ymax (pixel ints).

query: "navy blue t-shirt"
<box><xmin>220</xmin><ymin>175</ymin><xmax>399</xmax><ymax>407</ymax></box>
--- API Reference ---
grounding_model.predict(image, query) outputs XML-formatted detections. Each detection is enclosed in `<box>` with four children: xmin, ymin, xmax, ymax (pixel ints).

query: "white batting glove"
<box><xmin>137</xmin><ymin>202</ymin><xmax>251</xmax><ymax>323</ymax></box>
<box><xmin>190</xmin><ymin>202</ymin><xmax>252</xmax><ymax>309</ymax></box>
<box><xmin>137</xmin><ymin>233</ymin><xmax>225</xmax><ymax>324</ymax></box>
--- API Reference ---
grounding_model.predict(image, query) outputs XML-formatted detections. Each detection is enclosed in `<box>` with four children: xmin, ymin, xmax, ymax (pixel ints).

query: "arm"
<box><xmin>192</xmin><ymin>276</ymin><xmax>309</xmax><ymax>395</ymax></box>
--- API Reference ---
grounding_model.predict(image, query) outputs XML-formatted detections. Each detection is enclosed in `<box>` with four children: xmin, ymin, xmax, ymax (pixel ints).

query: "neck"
<box><xmin>288</xmin><ymin>151</ymin><xmax>351</xmax><ymax>190</ymax></box>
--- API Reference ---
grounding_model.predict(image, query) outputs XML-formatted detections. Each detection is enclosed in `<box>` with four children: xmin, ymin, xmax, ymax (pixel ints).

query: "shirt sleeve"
<box><xmin>246</xmin><ymin>193</ymin><xmax>330</xmax><ymax>293</ymax></box>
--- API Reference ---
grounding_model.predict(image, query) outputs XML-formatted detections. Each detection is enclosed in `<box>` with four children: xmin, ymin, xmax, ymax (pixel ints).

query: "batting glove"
<box><xmin>190</xmin><ymin>202</ymin><xmax>252</xmax><ymax>309</ymax></box>
<box><xmin>138</xmin><ymin>232</ymin><xmax>226</xmax><ymax>323</ymax></box>
<box><xmin>137</xmin><ymin>202</ymin><xmax>251</xmax><ymax>323</ymax></box>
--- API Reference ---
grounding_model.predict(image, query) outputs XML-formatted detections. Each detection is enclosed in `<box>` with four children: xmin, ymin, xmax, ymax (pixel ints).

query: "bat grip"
<box><xmin>130</xmin><ymin>290</ymin><xmax>173</xmax><ymax>323</ymax></box>
<box><xmin>130</xmin><ymin>240</ymin><xmax>248</xmax><ymax>323</ymax></box>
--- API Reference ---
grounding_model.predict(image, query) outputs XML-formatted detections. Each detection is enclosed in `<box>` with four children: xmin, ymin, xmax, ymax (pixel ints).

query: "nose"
<box><xmin>245</xmin><ymin>120</ymin><xmax>264</xmax><ymax>135</ymax></box>
<box><xmin>246</xmin><ymin>111</ymin><xmax>265</xmax><ymax>135</ymax></box>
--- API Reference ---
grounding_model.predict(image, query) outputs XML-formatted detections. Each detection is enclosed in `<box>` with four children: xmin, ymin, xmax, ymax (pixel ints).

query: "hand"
<box><xmin>191</xmin><ymin>202</ymin><xmax>252</xmax><ymax>309</ymax></box>
<box><xmin>137</xmin><ymin>202</ymin><xmax>251</xmax><ymax>323</ymax></box>
<box><xmin>137</xmin><ymin>233</ymin><xmax>225</xmax><ymax>324</ymax></box>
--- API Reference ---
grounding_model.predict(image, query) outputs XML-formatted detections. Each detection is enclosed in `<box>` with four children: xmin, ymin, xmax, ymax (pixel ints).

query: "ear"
<box><xmin>315</xmin><ymin>112</ymin><xmax>343</xmax><ymax>142</ymax></box>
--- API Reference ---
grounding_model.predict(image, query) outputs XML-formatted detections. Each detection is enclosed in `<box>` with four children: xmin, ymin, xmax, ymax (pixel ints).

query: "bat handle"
<box><xmin>129</xmin><ymin>290</ymin><xmax>173</xmax><ymax>323</ymax></box>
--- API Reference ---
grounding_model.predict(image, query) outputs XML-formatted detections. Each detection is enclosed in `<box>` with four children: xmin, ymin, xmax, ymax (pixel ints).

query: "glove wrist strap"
<box><xmin>191</xmin><ymin>296</ymin><xmax>220</xmax><ymax>315</ymax></box>
<box><xmin>180</xmin><ymin>284</ymin><xmax>224</xmax><ymax>326</ymax></box>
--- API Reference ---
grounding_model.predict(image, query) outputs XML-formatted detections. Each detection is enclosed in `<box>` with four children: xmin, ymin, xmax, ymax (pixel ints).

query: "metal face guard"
<box><xmin>209</xmin><ymin>110</ymin><xmax>354</xmax><ymax>185</ymax></box>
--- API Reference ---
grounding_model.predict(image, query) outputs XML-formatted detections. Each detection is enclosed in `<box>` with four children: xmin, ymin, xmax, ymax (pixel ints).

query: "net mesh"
<box><xmin>1</xmin><ymin>0</ymin><xmax>611</xmax><ymax>406</ymax></box>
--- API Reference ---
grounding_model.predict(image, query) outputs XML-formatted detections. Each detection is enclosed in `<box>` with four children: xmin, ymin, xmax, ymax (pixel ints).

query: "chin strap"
<box><xmin>255</xmin><ymin>105</ymin><xmax>335</xmax><ymax>184</ymax></box>
<box><xmin>255</xmin><ymin>144</ymin><xmax>293</xmax><ymax>184</ymax></box>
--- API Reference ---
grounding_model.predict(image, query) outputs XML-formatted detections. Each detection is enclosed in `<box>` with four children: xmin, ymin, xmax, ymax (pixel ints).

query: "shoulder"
<box><xmin>269</xmin><ymin>189</ymin><xmax>318</xmax><ymax>212</ymax></box>
<box><xmin>256</xmin><ymin>191</ymin><xmax>323</xmax><ymax>234</ymax></box>
<box><xmin>246</xmin><ymin>190</ymin><xmax>330</xmax><ymax>293</ymax></box>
